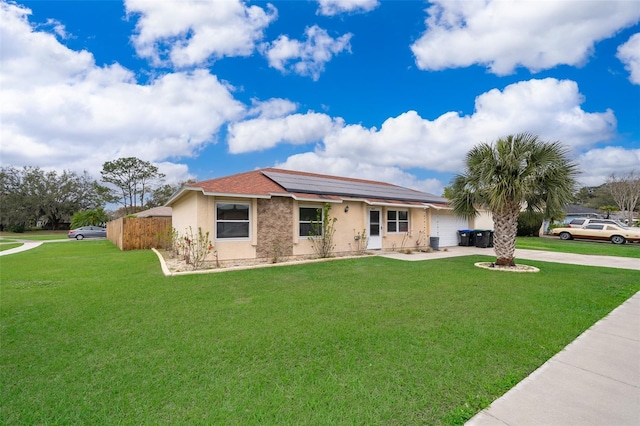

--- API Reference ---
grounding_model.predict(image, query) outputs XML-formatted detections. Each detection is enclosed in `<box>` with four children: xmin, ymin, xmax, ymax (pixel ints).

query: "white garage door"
<box><xmin>431</xmin><ymin>213</ymin><xmax>470</xmax><ymax>247</ymax></box>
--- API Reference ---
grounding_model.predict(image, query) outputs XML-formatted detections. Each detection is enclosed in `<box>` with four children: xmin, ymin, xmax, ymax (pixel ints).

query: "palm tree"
<box><xmin>450</xmin><ymin>133</ymin><xmax>578</xmax><ymax>266</ymax></box>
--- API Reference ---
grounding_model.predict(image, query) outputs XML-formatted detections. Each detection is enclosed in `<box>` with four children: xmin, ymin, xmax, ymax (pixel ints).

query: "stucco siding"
<box><xmin>471</xmin><ymin>210</ymin><xmax>494</xmax><ymax>230</ymax></box>
<box><xmin>379</xmin><ymin>207</ymin><xmax>429</xmax><ymax>251</ymax></box>
<box><xmin>171</xmin><ymin>191</ymin><xmax>459</xmax><ymax>262</ymax></box>
<box><xmin>171</xmin><ymin>191</ymin><xmax>199</xmax><ymax>237</ymax></box>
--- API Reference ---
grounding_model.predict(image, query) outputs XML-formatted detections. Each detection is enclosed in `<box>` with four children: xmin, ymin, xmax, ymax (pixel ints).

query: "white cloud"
<box><xmin>617</xmin><ymin>33</ymin><xmax>640</xmax><ymax>85</ymax></box>
<box><xmin>0</xmin><ymin>2</ymin><xmax>95</xmax><ymax>88</ymax></box>
<box><xmin>317</xmin><ymin>78</ymin><xmax>616</xmax><ymax>172</ymax></box>
<box><xmin>247</xmin><ymin>98</ymin><xmax>298</xmax><ymax>119</ymax></box>
<box><xmin>0</xmin><ymin>2</ymin><xmax>245</xmax><ymax>184</ymax></box>
<box><xmin>276</xmin><ymin>152</ymin><xmax>445</xmax><ymax>195</ymax></box>
<box><xmin>125</xmin><ymin>0</ymin><xmax>277</xmax><ymax>67</ymax></box>
<box><xmin>230</xmin><ymin>78</ymin><xmax>620</xmax><ymax>191</ymax></box>
<box><xmin>576</xmin><ymin>146</ymin><xmax>640</xmax><ymax>186</ymax></box>
<box><xmin>261</xmin><ymin>25</ymin><xmax>352</xmax><ymax>80</ymax></box>
<box><xmin>227</xmin><ymin>112</ymin><xmax>340</xmax><ymax>153</ymax></box>
<box><xmin>411</xmin><ymin>0</ymin><xmax>640</xmax><ymax>75</ymax></box>
<box><xmin>43</xmin><ymin>18</ymin><xmax>69</xmax><ymax>39</ymax></box>
<box><xmin>317</xmin><ymin>0</ymin><xmax>379</xmax><ymax>16</ymax></box>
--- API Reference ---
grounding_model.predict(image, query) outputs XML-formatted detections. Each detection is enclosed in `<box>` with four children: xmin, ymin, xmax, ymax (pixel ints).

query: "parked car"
<box><xmin>552</xmin><ymin>223</ymin><xmax>640</xmax><ymax>244</ymax></box>
<box><xmin>567</xmin><ymin>218</ymin><xmax>628</xmax><ymax>228</ymax></box>
<box><xmin>68</xmin><ymin>226</ymin><xmax>107</xmax><ymax>240</ymax></box>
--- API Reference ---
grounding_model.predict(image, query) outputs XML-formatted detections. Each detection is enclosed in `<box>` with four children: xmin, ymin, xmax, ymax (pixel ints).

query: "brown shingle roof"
<box><xmin>191</xmin><ymin>168</ymin><xmax>406</xmax><ymax>197</ymax></box>
<box><xmin>192</xmin><ymin>169</ymin><xmax>286</xmax><ymax>196</ymax></box>
<box><xmin>168</xmin><ymin>168</ymin><xmax>447</xmax><ymax>206</ymax></box>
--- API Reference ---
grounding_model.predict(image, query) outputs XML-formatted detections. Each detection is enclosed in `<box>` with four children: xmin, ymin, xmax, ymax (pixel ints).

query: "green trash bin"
<box><xmin>458</xmin><ymin>230</ymin><xmax>472</xmax><ymax>246</ymax></box>
<box><xmin>474</xmin><ymin>230</ymin><xmax>491</xmax><ymax>248</ymax></box>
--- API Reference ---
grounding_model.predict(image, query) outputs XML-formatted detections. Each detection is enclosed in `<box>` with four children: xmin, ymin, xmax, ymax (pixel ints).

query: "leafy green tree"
<box><xmin>71</xmin><ymin>208</ymin><xmax>110</xmax><ymax>229</ymax></box>
<box><xmin>450</xmin><ymin>133</ymin><xmax>578</xmax><ymax>266</ymax></box>
<box><xmin>0</xmin><ymin>166</ymin><xmax>105</xmax><ymax>230</ymax></box>
<box><xmin>0</xmin><ymin>166</ymin><xmax>33</xmax><ymax>231</ymax></box>
<box><xmin>573</xmin><ymin>184</ymin><xmax>615</xmax><ymax>209</ymax></box>
<box><xmin>442</xmin><ymin>186</ymin><xmax>454</xmax><ymax>199</ymax></box>
<box><xmin>101</xmin><ymin>157</ymin><xmax>165</xmax><ymax>214</ymax></box>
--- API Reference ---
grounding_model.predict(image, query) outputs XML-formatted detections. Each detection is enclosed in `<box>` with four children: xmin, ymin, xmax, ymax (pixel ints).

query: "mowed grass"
<box><xmin>0</xmin><ymin>230</ymin><xmax>69</xmax><ymax>241</ymax></box>
<box><xmin>1</xmin><ymin>241</ymin><xmax>639</xmax><ymax>425</ymax></box>
<box><xmin>517</xmin><ymin>235</ymin><xmax>640</xmax><ymax>258</ymax></box>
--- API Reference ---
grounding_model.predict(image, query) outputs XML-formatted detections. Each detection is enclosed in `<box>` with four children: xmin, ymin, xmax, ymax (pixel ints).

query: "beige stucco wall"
<box><xmin>380</xmin><ymin>208</ymin><xmax>430</xmax><ymax>251</ymax></box>
<box><xmin>171</xmin><ymin>192</ymin><xmax>256</xmax><ymax>262</ymax></box>
<box><xmin>471</xmin><ymin>210</ymin><xmax>494</xmax><ymax>230</ymax></box>
<box><xmin>171</xmin><ymin>191</ymin><xmax>201</xmax><ymax>237</ymax></box>
<box><xmin>292</xmin><ymin>200</ymin><xmax>362</xmax><ymax>256</ymax></box>
<box><xmin>172</xmin><ymin>193</ymin><xmax>454</xmax><ymax>262</ymax></box>
<box><xmin>293</xmin><ymin>202</ymin><xmax>431</xmax><ymax>255</ymax></box>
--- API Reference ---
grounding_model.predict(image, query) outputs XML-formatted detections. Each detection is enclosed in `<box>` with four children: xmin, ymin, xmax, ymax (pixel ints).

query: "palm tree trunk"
<box><xmin>492</xmin><ymin>204</ymin><xmax>520</xmax><ymax>266</ymax></box>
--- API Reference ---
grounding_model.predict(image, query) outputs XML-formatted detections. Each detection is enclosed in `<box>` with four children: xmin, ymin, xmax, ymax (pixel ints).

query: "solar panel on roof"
<box><xmin>263</xmin><ymin>171</ymin><xmax>446</xmax><ymax>203</ymax></box>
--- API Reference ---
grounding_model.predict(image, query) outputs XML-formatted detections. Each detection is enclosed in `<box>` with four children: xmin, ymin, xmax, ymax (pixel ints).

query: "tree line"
<box><xmin>0</xmin><ymin>157</ymin><xmax>185</xmax><ymax>232</ymax></box>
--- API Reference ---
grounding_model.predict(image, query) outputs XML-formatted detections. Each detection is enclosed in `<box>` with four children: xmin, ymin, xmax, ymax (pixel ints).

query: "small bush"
<box><xmin>517</xmin><ymin>211</ymin><xmax>544</xmax><ymax>236</ymax></box>
<box><xmin>175</xmin><ymin>226</ymin><xmax>215</xmax><ymax>270</ymax></box>
<box><xmin>7</xmin><ymin>224</ymin><xmax>25</xmax><ymax>233</ymax></box>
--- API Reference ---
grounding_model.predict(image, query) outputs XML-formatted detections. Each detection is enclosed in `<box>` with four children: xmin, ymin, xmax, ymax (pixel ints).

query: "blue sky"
<box><xmin>1</xmin><ymin>0</ymin><xmax>639</xmax><ymax>196</ymax></box>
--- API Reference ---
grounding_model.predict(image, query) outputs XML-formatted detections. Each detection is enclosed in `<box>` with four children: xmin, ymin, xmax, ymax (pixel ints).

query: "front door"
<box><xmin>367</xmin><ymin>209</ymin><xmax>382</xmax><ymax>249</ymax></box>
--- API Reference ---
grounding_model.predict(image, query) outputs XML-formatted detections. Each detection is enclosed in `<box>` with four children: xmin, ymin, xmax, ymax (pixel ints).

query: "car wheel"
<box><xmin>559</xmin><ymin>232</ymin><xmax>572</xmax><ymax>240</ymax></box>
<box><xmin>76</xmin><ymin>234</ymin><xmax>84</xmax><ymax>240</ymax></box>
<box><xmin>611</xmin><ymin>235</ymin><xmax>626</xmax><ymax>245</ymax></box>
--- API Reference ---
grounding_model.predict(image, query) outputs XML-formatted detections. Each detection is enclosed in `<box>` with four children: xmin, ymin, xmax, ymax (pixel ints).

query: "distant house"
<box><xmin>134</xmin><ymin>206</ymin><xmax>172</xmax><ymax>218</ymax></box>
<box><xmin>166</xmin><ymin>168</ymin><xmax>492</xmax><ymax>263</ymax></box>
<box><xmin>562</xmin><ymin>204</ymin><xmax>601</xmax><ymax>223</ymax></box>
<box><xmin>542</xmin><ymin>204</ymin><xmax>602</xmax><ymax>234</ymax></box>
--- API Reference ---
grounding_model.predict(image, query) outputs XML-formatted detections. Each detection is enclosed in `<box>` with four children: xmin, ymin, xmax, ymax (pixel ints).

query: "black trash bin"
<box><xmin>429</xmin><ymin>237</ymin><xmax>440</xmax><ymax>251</ymax></box>
<box><xmin>474</xmin><ymin>230</ymin><xmax>491</xmax><ymax>248</ymax></box>
<box><xmin>458</xmin><ymin>230</ymin><xmax>471</xmax><ymax>246</ymax></box>
<box><xmin>488</xmin><ymin>230</ymin><xmax>494</xmax><ymax>247</ymax></box>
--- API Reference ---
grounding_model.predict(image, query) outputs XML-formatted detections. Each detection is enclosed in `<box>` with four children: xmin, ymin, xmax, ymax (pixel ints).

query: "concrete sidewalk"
<box><xmin>381</xmin><ymin>245</ymin><xmax>640</xmax><ymax>270</ymax></box>
<box><xmin>466</xmin><ymin>292</ymin><xmax>640</xmax><ymax>426</ymax></box>
<box><xmin>0</xmin><ymin>241</ymin><xmax>43</xmax><ymax>256</ymax></box>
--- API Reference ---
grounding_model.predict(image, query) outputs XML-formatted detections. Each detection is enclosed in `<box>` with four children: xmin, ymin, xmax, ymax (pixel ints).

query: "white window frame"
<box><xmin>299</xmin><ymin>205</ymin><xmax>324</xmax><ymax>238</ymax></box>
<box><xmin>387</xmin><ymin>209</ymin><xmax>409</xmax><ymax>233</ymax></box>
<box><xmin>215</xmin><ymin>201</ymin><xmax>251</xmax><ymax>240</ymax></box>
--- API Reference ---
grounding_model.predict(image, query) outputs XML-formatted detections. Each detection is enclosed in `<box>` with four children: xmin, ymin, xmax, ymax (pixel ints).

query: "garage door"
<box><xmin>431</xmin><ymin>213</ymin><xmax>470</xmax><ymax>247</ymax></box>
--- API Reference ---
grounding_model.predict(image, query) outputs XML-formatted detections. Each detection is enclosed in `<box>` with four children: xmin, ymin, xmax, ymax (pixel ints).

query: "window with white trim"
<box><xmin>387</xmin><ymin>210</ymin><xmax>409</xmax><ymax>233</ymax></box>
<box><xmin>299</xmin><ymin>206</ymin><xmax>323</xmax><ymax>237</ymax></box>
<box><xmin>216</xmin><ymin>202</ymin><xmax>250</xmax><ymax>239</ymax></box>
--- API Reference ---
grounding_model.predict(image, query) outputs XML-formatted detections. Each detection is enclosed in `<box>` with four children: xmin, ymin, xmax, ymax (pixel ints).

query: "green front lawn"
<box><xmin>1</xmin><ymin>241</ymin><xmax>638</xmax><ymax>425</ymax></box>
<box><xmin>517</xmin><ymin>236</ymin><xmax>640</xmax><ymax>258</ymax></box>
<box><xmin>0</xmin><ymin>243</ymin><xmax>22</xmax><ymax>251</ymax></box>
<box><xmin>0</xmin><ymin>230</ymin><xmax>69</xmax><ymax>241</ymax></box>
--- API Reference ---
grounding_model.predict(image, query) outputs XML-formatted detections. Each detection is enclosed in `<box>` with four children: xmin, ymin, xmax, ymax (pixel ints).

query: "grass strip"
<box><xmin>517</xmin><ymin>236</ymin><xmax>640</xmax><ymax>258</ymax></box>
<box><xmin>0</xmin><ymin>244</ymin><xmax>23</xmax><ymax>251</ymax></box>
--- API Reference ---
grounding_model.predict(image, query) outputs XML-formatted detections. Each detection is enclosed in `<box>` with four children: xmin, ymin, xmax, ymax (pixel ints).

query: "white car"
<box><xmin>552</xmin><ymin>223</ymin><xmax>640</xmax><ymax>244</ymax></box>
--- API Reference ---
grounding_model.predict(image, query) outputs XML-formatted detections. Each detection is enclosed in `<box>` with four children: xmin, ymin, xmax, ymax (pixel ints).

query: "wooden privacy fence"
<box><xmin>107</xmin><ymin>217</ymin><xmax>172</xmax><ymax>251</ymax></box>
